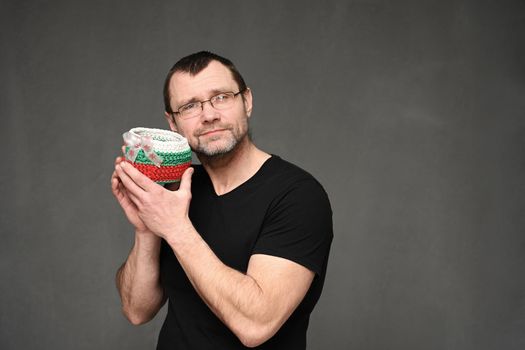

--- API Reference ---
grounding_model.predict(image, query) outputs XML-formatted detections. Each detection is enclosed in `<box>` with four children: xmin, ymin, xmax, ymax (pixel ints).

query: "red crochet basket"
<box><xmin>122</xmin><ymin>127</ymin><xmax>192</xmax><ymax>184</ymax></box>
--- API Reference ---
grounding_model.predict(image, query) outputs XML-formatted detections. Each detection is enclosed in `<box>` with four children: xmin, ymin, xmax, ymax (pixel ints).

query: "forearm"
<box><xmin>116</xmin><ymin>231</ymin><xmax>166</xmax><ymax>325</ymax></box>
<box><xmin>166</xmin><ymin>225</ymin><xmax>279</xmax><ymax>345</ymax></box>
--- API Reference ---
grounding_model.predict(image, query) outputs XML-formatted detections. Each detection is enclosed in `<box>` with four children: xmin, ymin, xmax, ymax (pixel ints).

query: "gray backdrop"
<box><xmin>1</xmin><ymin>0</ymin><xmax>524</xmax><ymax>349</ymax></box>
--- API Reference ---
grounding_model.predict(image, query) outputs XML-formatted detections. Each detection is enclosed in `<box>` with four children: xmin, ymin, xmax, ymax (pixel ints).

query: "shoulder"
<box><xmin>263</xmin><ymin>156</ymin><xmax>330</xmax><ymax>200</ymax></box>
<box><xmin>264</xmin><ymin>155</ymin><xmax>313</xmax><ymax>180</ymax></box>
<box><xmin>253</xmin><ymin>157</ymin><xmax>333</xmax><ymax>275</ymax></box>
<box><xmin>257</xmin><ymin>156</ymin><xmax>332</xmax><ymax>220</ymax></box>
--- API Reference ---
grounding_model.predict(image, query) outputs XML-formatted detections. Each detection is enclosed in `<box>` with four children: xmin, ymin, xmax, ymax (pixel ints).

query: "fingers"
<box><xmin>112</xmin><ymin>171</ymin><xmax>141</xmax><ymax>207</ymax></box>
<box><xmin>111</xmin><ymin>171</ymin><xmax>120</xmax><ymax>185</ymax></box>
<box><xmin>115</xmin><ymin>162</ymin><xmax>147</xmax><ymax>195</ymax></box>
<box><xmin>111</xmin><ymin>173</ymin><xmax>120</xmax><ymax>195</ymax></box>
<box><xmin>111</xmin><ymin>168</ymin><xmax>124</xmax><ymax>193</ymax></box>
<box><xmin>178</xmin><ymin>167</ymin><xmax>194</xmax><ymax>193</ymax></box>
<box><xmin>111</xmin><ymin>156</ymin><xmax>142</xmax><ymax>211</ymax></box>
<box><xmin>114</xmin><ymin>156</ymin><xmax>124</xmax><ymax>166</ymax></box>
<box><xmin>117</xmin><ymin>180</ymin><xmax>141</xmax><ymax>206</ymax></box>
<box><xmin>120</xmin><ymin>161</ymin><xmax>160</xmax><ymax>192</ymax></box>
<box><xmin>112</xmin><ymin>173</ymin><xmax>130</xmax><ymax>202</ymax></box>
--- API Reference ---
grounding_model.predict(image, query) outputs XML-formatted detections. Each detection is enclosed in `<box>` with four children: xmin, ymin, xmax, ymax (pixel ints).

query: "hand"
<box><xmin>114</xmin><ymin>161</ymin><xmax>194</xmax><ymax>241</ymax></box>
<box><xmin>111</xmin><ymin>156</ymin><xmax>150</xmax><ymax>234</ymax></box>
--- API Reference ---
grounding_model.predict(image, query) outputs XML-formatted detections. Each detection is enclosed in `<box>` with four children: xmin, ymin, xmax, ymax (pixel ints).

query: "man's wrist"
<box><xmin>134</xmin><ymin>231</ymin><xmax>162</xmax><ymax>254</ymax></box>
<box><xmin>135</xmin><ymin>228</ymin><xmax>154</xmax><ymax>236</ymax></box>
<box><xmin>164</xmin><ymin>219</ymin><xmax>199</xmax><ymax>251</ymax></box>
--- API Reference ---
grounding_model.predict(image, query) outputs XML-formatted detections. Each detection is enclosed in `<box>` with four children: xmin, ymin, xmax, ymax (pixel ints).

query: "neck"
<box><xmin>197</xmin><ymin>137</ymin><xmax>270</xmax><ymax>196</ymax></box>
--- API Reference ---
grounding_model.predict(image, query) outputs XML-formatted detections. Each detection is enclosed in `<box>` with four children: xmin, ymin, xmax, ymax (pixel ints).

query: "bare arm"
<box><xmin>115</xmin><ymin>162</ymin><xmax>315</xmax><ymax>346</ymax></box>
<box><xmin>112</xmin><ymin>157</ymin><xmax>166</xmax><ymax>325</ymax></box>
<box><xmin>115</xmin><ymin>232</ymin><xmax>166</xmax><ymax>325</ymax></box>
<box><xmin>168</xmin><ymin>226</ymin><xmax>314</xmax><ymax>347</ymax></box>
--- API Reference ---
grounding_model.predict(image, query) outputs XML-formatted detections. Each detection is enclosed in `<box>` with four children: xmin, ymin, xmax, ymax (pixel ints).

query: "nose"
<box><xmin>200</xmin><ymin>100</ymin><xmax>220</xmax><ymax>123</ymax></box>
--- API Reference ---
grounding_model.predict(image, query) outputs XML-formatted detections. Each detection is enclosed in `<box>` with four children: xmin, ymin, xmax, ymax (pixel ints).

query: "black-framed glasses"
<box><xmin>173</xmin><ymin>90</ymin><xmax>245</xmax><ymax>120</ymax></box>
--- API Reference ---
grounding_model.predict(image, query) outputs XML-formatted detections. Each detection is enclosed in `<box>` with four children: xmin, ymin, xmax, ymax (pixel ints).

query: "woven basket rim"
<box><xmin>130</xmin><ymin>127</ymin><xmax>186</xmax><ymax>142</ymax></box>
<box><xmin>129</xmin><ymin>127</ymin><xmax>190</xmax><ymax>153</ymax></box>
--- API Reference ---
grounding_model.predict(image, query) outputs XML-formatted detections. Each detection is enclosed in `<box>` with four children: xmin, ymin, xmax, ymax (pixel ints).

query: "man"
<box><xmin>111</xmin><ymin>51</ymin><xmax>333</xmax><ymax>349</ymax></box>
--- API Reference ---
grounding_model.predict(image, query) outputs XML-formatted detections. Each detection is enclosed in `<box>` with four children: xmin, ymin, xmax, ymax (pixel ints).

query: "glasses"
<box><xmin>173</xmin><ymin>90</ymin><xmax>245</xmax><ymax>120</ymax></box>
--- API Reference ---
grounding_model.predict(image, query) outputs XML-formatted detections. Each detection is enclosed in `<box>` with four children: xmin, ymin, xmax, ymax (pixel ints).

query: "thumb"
<box><xmin>178</xmin><ymin>167</ymin><xmax>194</xmax><ymax>192</ymax></box>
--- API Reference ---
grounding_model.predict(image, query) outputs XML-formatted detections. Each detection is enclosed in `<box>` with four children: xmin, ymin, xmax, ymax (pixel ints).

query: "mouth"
<box><xmin>199</xmin><ymin>129</ymin><xmax>227</xmax><ymax>137</ymax></box>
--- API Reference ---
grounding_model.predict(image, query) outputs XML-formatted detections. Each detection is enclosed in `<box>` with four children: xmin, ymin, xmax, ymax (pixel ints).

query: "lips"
<box><xmin>201</xmin><ymin>129</ymin><xmax>224</xmax><ymax>136</ymax></box>
<box><xmin>198</xmin><ymin>127</ymin><xmax>230</xmax><ymax>137</ymax></box>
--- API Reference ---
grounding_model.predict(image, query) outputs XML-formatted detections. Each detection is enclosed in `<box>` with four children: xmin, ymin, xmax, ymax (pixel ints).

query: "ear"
<box><xmin>243</xmin><ymin>88</ymin><xmax>253</xmax><ymax>118</ymax></box>
<box><xmin>165</xmin><ymin>112</ymin><xmax>178</xmax><ymax>132</ymax></box>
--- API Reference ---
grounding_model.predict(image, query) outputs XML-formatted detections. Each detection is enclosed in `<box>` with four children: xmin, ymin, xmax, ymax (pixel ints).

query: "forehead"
<box><xmin>169</xmin><ymin>61</ymin><xmax>238</xmax><ymax>104</ymax></box>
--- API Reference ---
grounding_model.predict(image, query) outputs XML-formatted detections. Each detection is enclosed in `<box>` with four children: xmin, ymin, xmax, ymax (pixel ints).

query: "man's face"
<box><xmin>166</xmin><ymin>61</ymin><xmax>252</xmax><ymax>158</ymax></box>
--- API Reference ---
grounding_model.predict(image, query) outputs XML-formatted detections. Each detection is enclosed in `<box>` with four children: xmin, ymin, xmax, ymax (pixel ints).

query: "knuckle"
<box><xmin>181</xmin><ymin>191</ymin><xmax>192</xmax><ymax>201</ymax></box>
<box><xmin>141</xmin><ymin>195</ymin><xmax>151</xmax><ymax>206</ymax></box>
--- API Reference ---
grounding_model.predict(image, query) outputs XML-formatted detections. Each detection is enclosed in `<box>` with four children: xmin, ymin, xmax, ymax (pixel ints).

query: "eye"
<box><xmin>213</xmin><ymin>93</ymin><xmax>232</xmax><ymax>104</ymax></box>
<box><xmin>180</xmin><ymin>102</ymin><xmax>198</xmax><ymax>113</ymax></box>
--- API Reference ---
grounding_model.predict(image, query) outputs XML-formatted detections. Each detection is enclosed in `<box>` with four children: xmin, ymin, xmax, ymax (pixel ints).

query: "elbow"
<box><xmin>236</xmin><ymin>321</ymin><xmax>279</xmax><ymax>348</ymax></box>
<box><xmin>127</xmin><ymin>315</ymin><xmax>149</xmax><ymax>326</ymax></box>
<box><xmin>122</xmin><ymin>307</ymin><xmax>153</xmax><ymax>326</ymax></box>
<box><xmin>119</xmin><ymin>293</ymin><xmax>165</xmax><ymax>326</ymax></box>
<box><xmin>240</xmin><ymin>337</ymin><xmax>268</xmax><ymax>348</ymax></box>
<box><xmin>239</xmin><ymin>333</ymin><xmax>269</xmax><ymax>348</ymax></box>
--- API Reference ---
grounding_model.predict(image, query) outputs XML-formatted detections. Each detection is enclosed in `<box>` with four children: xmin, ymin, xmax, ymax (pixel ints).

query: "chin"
<box><xmin>195</xmin><ymin>128</ymin><xmax>249</xmax><ymax>158</ymax></box>
<box><xmin>197</xmin><ymin>139</ymin><xmax>238</xmax><ymax>157</ymax></box>
<box><xmin>199</xmin><ymin>146</ymin><xmax>235</xmax><ymax>157</ymax></box>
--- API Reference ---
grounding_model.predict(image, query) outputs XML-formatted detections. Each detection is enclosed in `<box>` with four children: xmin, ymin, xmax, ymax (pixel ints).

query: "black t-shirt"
<box><xmin>157</xmin><ymin>155</ymin><xmax>333</xmax><ymax>349</ymax></box>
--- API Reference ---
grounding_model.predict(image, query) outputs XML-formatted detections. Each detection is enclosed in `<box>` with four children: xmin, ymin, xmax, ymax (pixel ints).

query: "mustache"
<box><xmin>194</xmin><ymin>124</ymin><xmax>232</xmax><ymax>136</ymax></box>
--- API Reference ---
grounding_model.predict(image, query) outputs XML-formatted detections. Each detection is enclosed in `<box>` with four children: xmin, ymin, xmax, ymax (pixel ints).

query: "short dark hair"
<box><xmin>163</xmin><ymin>51</ymin><xmax>247</xmax><ymax>114</ymax></box>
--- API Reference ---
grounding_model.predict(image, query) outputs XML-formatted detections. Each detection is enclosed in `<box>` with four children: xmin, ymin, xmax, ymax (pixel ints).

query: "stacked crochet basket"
<box><xmin>123</xmin><ymin>127</ymin><xmax>191</xmax><ymax>184</ymax></box>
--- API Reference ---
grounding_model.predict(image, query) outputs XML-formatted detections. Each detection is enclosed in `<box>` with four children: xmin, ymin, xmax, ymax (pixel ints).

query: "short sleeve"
<box><xmin>252</xmin><ymin>178</ymin><xmax>333</xmax><ymax>275</ymax></box>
